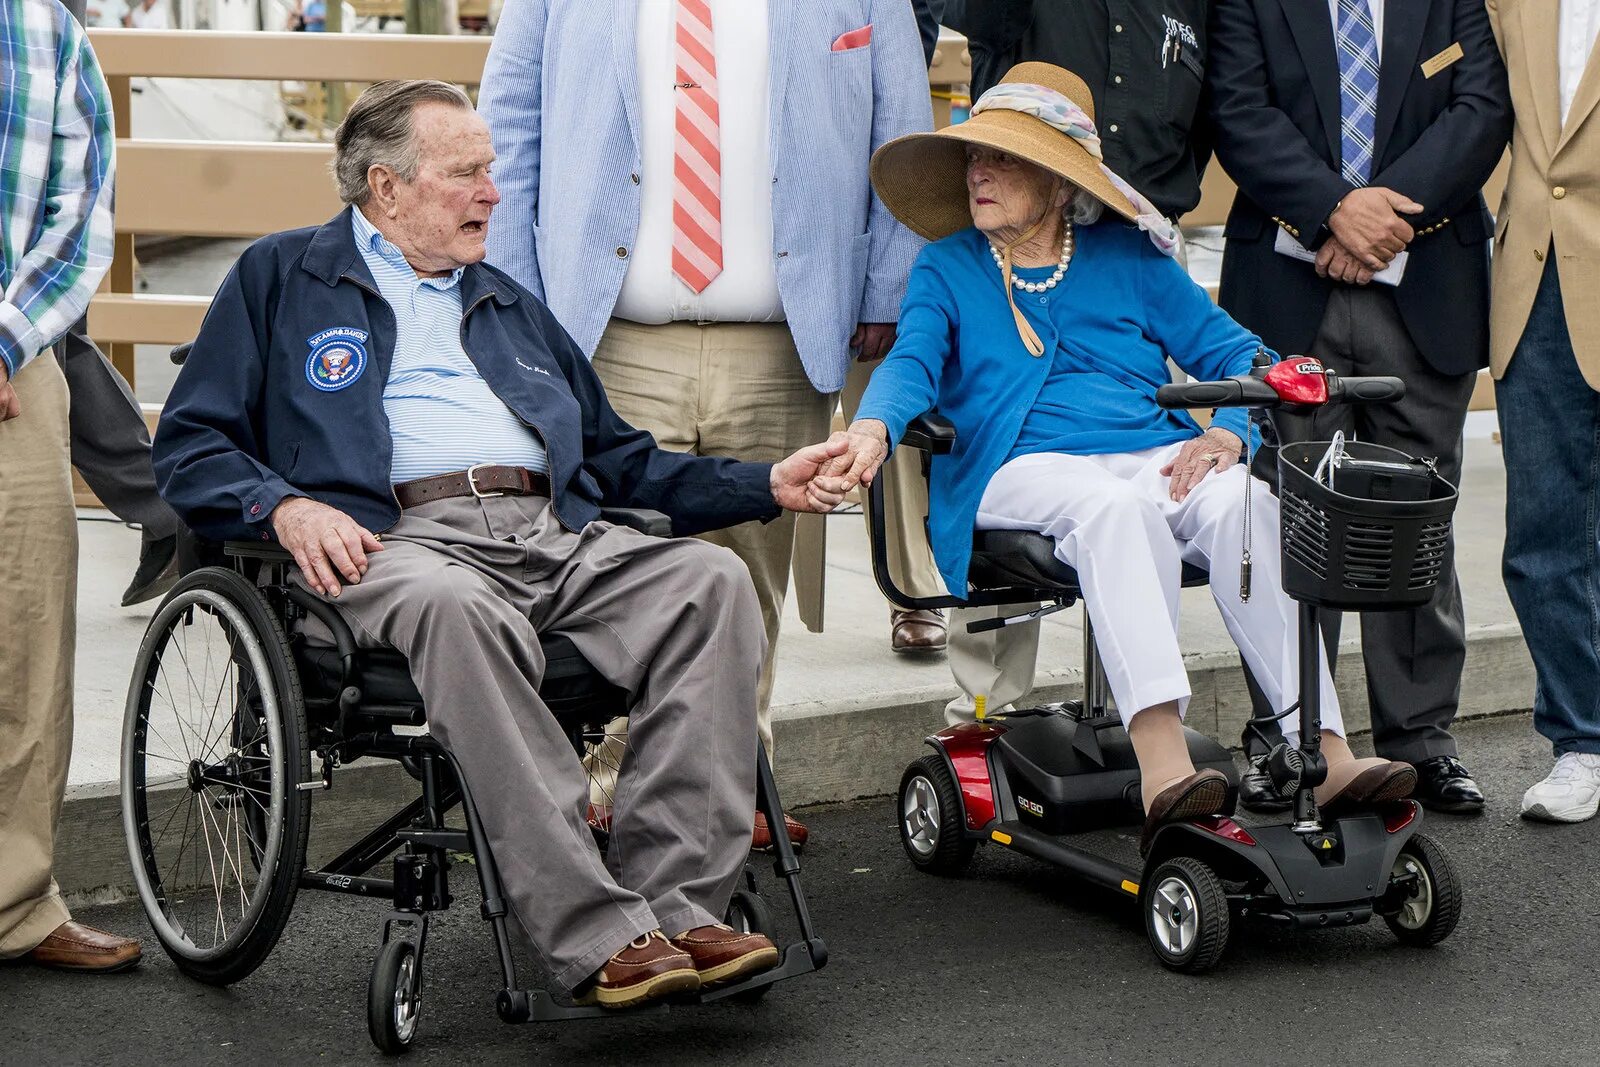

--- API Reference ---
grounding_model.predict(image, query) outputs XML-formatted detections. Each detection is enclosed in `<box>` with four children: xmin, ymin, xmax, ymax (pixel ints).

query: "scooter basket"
<box><xmin>1276</xmin><ymin>440</ymin><xmax>1459</xmax><ymax>610</ymax></box>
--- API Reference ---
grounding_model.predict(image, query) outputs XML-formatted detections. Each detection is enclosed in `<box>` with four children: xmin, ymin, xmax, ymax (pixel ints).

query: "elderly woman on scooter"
<box><xmin>823</xmin><ymin>63</ymin><xmax>1416</xmax><ymax>848</ymax></box>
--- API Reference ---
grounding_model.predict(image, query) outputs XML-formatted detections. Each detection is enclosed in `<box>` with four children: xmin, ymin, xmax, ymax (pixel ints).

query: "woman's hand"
<box><xmin>1160</xmin><ymin>427</ymin><xmax>1244</xmax><ymax>502</ymax></box>
<box><xmin>814</xmin><ymin>419</ymin><xmax>891</xmax><ymax>495</ymax></box>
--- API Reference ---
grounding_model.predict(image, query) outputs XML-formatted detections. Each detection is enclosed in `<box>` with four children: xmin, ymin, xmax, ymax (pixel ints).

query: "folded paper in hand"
<box><xmin>1274</xmin><ymin>227</ymin><xmax>1408</xmax><ymax>287</ymax></box>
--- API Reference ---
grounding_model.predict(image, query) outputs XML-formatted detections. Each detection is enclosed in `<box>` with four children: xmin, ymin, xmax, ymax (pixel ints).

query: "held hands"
<box><xmin>1314</xmin><ymin>238</ymin><xmax>1376</xmax><ymax>286</ymax></box>
<box><xmin>1327</xmin><ymin>187</ymin><xmax>1423</xmax><ymax>270</ymax></box>
<box><xmin>770</xmin><ymin>434</ymin><xmax>857</xmax><ymax>513</ymax></box>
<box><xmin>270</xmin><ymin>496</ymin><xmax>384</xmax><ymax>597</ymax></box>
<box><xmin>1161</xmin><ymin>427</ymin><xmax>1245</xmax><ymax>502</ymax></box>
<box><xmin>0</xmin><ymin>362</ymin><xmax>17</xmax><ymax>422</ymax></box>
<box><xmin>850</xmin><ymin>323</ymin><xmax>896</xmax><ymax>363</ymax></box>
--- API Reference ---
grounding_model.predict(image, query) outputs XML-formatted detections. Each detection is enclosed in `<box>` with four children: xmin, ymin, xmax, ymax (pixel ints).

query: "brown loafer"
<box><xmin>669</xmin><ymin>924</ymin><xmax>780</xmax><ymax>988</ymax></box>
<box><xmin>1139</xmin><ymin>770</ymin><xmax>1230</xmax><ymax>854</ymax></box>
<box><xmin>752</xmin><ymin>810</ymin><xmax>808</xmax><ymax>852</ymax></box>
<box><xmin>1320</xmin><ymin>762</ymin><xmax>1417</xmax><ymax>818</ymax></box>
<box><xmin>576</xmin><ymin>931</ymin><xmax>700</xmax><ymax>1009</ymax></box>
<box><xmin>25</xmin><ymin>921</ymin><xmax>141</xmax><ymax>973</ymax></box>
<box><xmin>890</xmin><ymin>608</ymin><xmax>948</xmax><ymax>655</ymax></box>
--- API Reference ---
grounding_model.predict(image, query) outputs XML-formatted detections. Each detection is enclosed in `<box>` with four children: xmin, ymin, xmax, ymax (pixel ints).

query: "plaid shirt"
<box><xmin>0</xmin><ymin>0</ymin><xmax>114</xmax><ymax>378</ymax></box>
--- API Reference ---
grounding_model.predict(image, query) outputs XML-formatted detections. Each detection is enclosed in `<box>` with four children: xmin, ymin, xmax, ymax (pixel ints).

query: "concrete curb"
<box><xmin>57</xmin><ymin>622</ymin><xmax>1534</xmax><ymax>904</ymax></box>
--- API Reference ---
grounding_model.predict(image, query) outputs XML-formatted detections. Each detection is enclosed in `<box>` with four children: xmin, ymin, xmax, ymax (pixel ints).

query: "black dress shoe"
<box><xmin>1238</xmin><ymin>753</ymin><xmax>1292</xmax><ymax>813</ymax></box>
<box><xmin>121</xmin><ymin>534</ymin><xmax>179</xmax><ymax>607</ymax></box>
<box><xmin>1412</xmin><ymin>755</ymin><xmax>1485</xmax><ymax>815</ymax></box>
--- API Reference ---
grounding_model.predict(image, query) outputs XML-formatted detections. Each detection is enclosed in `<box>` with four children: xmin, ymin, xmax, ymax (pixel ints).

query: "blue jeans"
<box><xmin>1497</xmin><ymin>255</ymin><xmax>1600</xmax><ymax>756</ymax></box>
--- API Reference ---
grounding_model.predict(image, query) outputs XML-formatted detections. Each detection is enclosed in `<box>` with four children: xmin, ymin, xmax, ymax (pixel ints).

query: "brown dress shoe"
<box><xmin>576</xmin><ymin>931</ymin><xmax>700</xmax><ymax>1009</ymax></box>
<box><xmin>1319</xmin><ymin>761</ymin><xmax>1417</xmax><ymax>818</ymax></box>
<box><xmin>1139</xmin><ymin>770</ymin><xmax>1230</xmax><ymax>854</ymax></box>
<box><xmin>890</xmin><ymin>608</ymin><xmax>947</xmax><ymax>654</ymax></box>
<box><xmin>752</xmin><ymin>810</ymin><xmax>809</xmax><ymax>852</ymax></box>
<box><xmin>670</xmin><ymin>924</ymin><xmax>780</xmax><ymax>987</ymax></box>
<box><xmin>26</xmin><ymin>921</ymin><xmax>141</xmax><ymax>973</ymax></box>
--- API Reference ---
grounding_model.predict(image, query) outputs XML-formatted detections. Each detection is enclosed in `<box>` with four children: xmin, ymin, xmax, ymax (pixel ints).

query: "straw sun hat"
<box><xmin>870</xmin><ymin>62</ymin><xmax>1148</xmax><ymax>243</ymax></box>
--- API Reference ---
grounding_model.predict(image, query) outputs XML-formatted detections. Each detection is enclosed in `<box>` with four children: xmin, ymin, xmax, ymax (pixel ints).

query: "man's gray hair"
<box><xmin>332</xmin><ymin>80</ymin><xmax>474</xmax><ymax>206</ymax></box>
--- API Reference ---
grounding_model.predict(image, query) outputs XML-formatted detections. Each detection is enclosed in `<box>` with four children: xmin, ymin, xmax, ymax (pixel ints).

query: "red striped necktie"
<box><xmin>671</xmin><ymin>0</ymin><xmax>723</xmax><ymax>293</ymax></box>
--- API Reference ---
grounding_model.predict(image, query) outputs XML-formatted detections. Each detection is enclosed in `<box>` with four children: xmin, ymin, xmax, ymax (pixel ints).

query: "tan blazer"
<box><xmin>1488</xmin><ymin>0</ymin><xmax>1600</xmax><ymax>389</ymax></box>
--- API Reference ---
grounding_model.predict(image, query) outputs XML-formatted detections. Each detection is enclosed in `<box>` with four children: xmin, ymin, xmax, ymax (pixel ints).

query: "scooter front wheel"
<box><xmin>898</xmin><ymin>755</ymin><xmax>976</xmax><ymax>875</ymax></box>
<box><xmin>1143</xmin><ymin>856</ymin><xmax>1230</xmax><ymax>973</ymax></box>
<box><xmin>1382</xmin><ymin>833</ymin><xmax>1462</xmax><ymax>947</ymax></box>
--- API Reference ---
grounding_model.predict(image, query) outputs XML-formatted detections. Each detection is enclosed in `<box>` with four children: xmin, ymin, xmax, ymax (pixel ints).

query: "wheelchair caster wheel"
<box><xmin>1142</xmin><ymin>856</ymin><xmax>1230</xmax><ymax>974</ymax></box>
<box><xmin>496</xmin><ymin>988</ymin><xmax>531</xmax><ymax>1023</ymax></box>
<box><xmin>368</xmin><ymin>939</ymin><xmax>421</xmax><ymax>1054</ymax></box>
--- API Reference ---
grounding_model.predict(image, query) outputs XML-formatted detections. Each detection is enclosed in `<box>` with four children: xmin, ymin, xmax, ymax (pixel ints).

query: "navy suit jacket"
<box><xmin>1208</xmin><ymin>0</ymin><xmax>1511</xmax><ymax>374</ymax></box>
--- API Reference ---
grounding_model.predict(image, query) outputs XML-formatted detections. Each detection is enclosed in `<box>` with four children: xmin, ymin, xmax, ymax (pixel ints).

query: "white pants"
<box><xmin>971</xmin><ymin>443</ymin><xmax>1343</xmax><ymax>744</ymax></box>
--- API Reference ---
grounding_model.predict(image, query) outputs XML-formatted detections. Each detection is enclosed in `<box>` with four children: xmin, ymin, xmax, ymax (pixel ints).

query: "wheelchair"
<box><xmin>119</xmin><ymin>513</ymin><xmax>826</xmax><ymax>1054</ymax></box>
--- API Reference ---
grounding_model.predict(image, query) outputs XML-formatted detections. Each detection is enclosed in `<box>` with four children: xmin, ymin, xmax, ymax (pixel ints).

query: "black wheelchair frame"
<box><xmin>121</xmin><ymin>521</ymin><xmax>826</xmax><ymax>1055</ymax></box>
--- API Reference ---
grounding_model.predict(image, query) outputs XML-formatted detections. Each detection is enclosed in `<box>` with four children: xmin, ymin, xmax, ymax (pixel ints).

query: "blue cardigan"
<box><xmin>856</xmin><ymin>222</ymin><xmax>1272</xmax><ymax>596</ymax></box>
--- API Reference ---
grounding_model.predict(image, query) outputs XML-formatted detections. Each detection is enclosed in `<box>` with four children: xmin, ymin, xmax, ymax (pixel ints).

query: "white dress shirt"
<box><xmin>1561</xmin><ymin>0</ymin><xmax>1600</xmax><ymax>126</ymax></box>
<box><xmin>614</xmin><ymin>0</ymin><xmax>785</xmax><ymax>325</ymax></box>
<box><xmin>1327</xmin><ymin>0</ymin><xmax>1385</xmax><ymax>61</ymax></box>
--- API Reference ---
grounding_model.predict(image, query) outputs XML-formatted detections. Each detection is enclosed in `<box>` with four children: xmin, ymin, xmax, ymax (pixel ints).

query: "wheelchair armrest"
<box><xmin>900</xmin><ymin>412</ymin><xmax>956</xmax><ymax>455</ymax></box>
<box><xmin>599</xmin><ymin>507</ymin><xmax>673</xmax><ymax>537</ymax></box>
<box><xmin>223</xmin><ymin>541</ymin><xmax>292</xmax><ymax>563</ymax></box>
<box><xmin>170</xmin><ymin>341</ymin><xmax>194</xmax><ymax>366</ymax></box>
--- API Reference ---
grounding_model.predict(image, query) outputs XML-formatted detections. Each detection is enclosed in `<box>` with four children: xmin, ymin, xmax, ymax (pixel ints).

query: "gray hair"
<box><xmin>332</xmin><ymin>80</ymin><xmax>474</xmax><ymax>206</ymax></box>
<box><xmin>1066</xmin><ymin>186</ymin><xmax>1104</xmax><ymax>226</ymax></box>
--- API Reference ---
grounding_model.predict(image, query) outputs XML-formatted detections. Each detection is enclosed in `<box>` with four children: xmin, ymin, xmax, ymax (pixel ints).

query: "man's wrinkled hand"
<box><xmin>850</xmin><ymin>322</ymin><xmax>896</xmax><ymax>363</ymax></box>
<box><xmin>1314</xmin><ymin>238</ymin><xmax>1376</xmax><ymax>286</ymax></box>
<box><xmin>270</xmin><ymin>496</ymin><xmax>384</xmax><ymax>597</ymax></box>
<box><xmin>1327</xmin><ymin>186</ymin><xmax>1422</xmax><ymax>270</ymax></box>
<box><xmin>810</xmin><ymin>419</ymin><xmax>890</xmax><ymax>499</ymax></box>
<box><xmin>771</xmin><ymin>434</ymin><xmax>854</xmax><ymax>513</ymax></box>
<box><xmin>0</xmin><ymin>362</ymin><xmax>17</xmax><ymax>422</ymax></box>
<box><xmin>1160</xmin><ymin>427</ymin><xmax>1244</xmax><ymax>502</ymax></box>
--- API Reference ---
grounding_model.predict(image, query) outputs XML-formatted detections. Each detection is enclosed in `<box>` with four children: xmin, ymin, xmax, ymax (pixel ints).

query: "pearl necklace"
<box><xmin>990</xmin><ymin>224</ymin><xmax>1075</xmax><ymax>293</ymax></box>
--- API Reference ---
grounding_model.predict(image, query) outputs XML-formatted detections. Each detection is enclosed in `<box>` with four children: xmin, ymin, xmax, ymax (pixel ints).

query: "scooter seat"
<box><xmin>969</xmin><ymin>530</ymin><xmax>1210</xmax><ymax>594</ymax></box>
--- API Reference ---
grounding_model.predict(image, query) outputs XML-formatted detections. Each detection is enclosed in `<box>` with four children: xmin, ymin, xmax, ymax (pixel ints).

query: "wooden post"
<box><xmin>106</xmin><ymin>73</ymin><xmax>137</xmax><ymax>386</ymax></box>
<box><xmin>324</xmin><ymin>0</ymin><xmax>345</xmax><ymax>124</ymax></box>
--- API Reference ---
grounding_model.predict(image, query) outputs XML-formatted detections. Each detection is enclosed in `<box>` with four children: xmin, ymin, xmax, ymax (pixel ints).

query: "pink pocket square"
<box><xmin>831</xmin><ymin>24</ymin><xmax>873</xmax><ymax>51</ymax></box>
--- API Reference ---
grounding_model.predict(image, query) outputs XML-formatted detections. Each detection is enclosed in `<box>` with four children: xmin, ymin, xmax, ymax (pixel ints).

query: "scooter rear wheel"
<box><xmin>1143</xmin><ymin>856</ymin><xmax>1230</xmax><ymax>973</ymax></box>
<box><xmin>1383</xmin><ymin>833</ymin><xmax>1462</xmax><ymax>946</ymax></box>
<box><xmin>898</xmin><ymin>755</ymin><xmax>976</xmax><ymax>875</ymax></box>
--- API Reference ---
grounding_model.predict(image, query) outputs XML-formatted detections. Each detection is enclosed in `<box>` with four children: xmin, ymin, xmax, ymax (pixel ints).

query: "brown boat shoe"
<box><xmin>575</xmin><ymin>931</ymin><xmax>700</xmax><ymax>1009</ymax></box>
<box><xmin>669</xmin><ymin>924</ymin><xmax>780</xmax><ymax>988</ymax></box>
<box><xmin>25</xmin><ymin>921</ymin><xmax>142</xmax><ymax>974</ymax></box>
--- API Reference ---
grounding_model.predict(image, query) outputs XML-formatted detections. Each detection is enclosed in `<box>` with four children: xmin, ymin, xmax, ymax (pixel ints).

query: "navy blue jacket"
<box><xmin>1208</xmin><ymin>0</ymin><xmax>1512</xmax><ymax>375</ymax></box>
<box><xmin>153</xmin><ymin>209</ymin><xmax>781</xmax><ymax>544</ymax></box>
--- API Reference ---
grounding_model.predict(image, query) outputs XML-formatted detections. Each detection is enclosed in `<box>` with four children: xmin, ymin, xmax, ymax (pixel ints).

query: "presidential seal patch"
<box><xmin>305</xmin><ymin>327</ymin><xmax>369</xmax><ymax>392</ymax></box>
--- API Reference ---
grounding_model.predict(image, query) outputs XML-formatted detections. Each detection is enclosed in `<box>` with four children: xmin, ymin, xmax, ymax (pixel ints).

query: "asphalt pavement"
<box><xmin>1</xmin><ymin>713</ymin><xmax>1593</xmax><ymax>1066</ymax></box>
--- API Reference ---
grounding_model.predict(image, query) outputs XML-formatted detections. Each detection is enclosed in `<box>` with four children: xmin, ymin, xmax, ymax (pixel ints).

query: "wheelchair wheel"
<box><xmin>723</xmin><ymin>887</ymin><xmax>776</xmax><ymax>1004</ymax></box>
<box><xmin>898</xmin><ymin>755</ymin><xmax>976</xmax><ymax>875</ymax></box>
<box><xmin>1383</xmin><ymin>833</ymin><xmax>1462</xmax><ymax>947</ymax></box>
<box><xmin>121</xmin><ymin>567</ymin><xmax>312</xmax><ymax>986</ymax></box>
<box><xmin>368</xmin><ymin>938</ymin><xmax>421</xmax><ymax>1054</ymax></box>
<box><xmin>1143</xmin><ymin>856</ymin><xmax>1230</xmax><ymax>974</ymax></box>
<box><xmin>581</xmin><ymin>715</ymin><xmax>629</xmax><ymax>847</ymax></box>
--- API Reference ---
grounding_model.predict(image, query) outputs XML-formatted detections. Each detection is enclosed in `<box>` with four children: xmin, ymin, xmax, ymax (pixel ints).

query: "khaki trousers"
<box><xmin>840</xmin><ymin>358</ymin><xmax>945</xmax><ymax>601</ymax></box>
<box><xmin>591</xmin><ymin>319</ymin><xmax>835</xmax><ymax>758</ymax></box>
<box><xmin>0</xmin><ymin>355</ymin><xmax>77</xmax><ymax>957</ymax></box>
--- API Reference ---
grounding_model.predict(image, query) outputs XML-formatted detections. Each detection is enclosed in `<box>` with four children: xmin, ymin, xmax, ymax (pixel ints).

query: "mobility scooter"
<box><xmin>869</xmin><ymin>353</ymin><xmax>1463</xmax><ymax>972</ymax></box>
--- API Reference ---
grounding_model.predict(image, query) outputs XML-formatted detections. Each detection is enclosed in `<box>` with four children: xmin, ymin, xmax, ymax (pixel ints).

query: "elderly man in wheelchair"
<box><xmin>815</xmin><ymin>63</ymin><xmax>1420</xmax><ymax>852</ymax></box>
<box><xmin>142</xmin><ymin>80</ymin><xmax>846</xmax><ymax>1033</ymax></box>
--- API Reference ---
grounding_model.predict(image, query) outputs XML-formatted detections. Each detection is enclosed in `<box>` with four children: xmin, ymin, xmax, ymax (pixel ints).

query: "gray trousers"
<box><xmin>312</xmin><ymin>494</ymin><xmax>763</xmax><ymax>989</ymax></box>
<box><xmin>1265</xmin><ymin>286</ymin><xmax>1475</xmax><ymax>762</ymax></box>
<box><xmin>56</xmin><ymin>323</ymin><xmax>180</xmax><ymax>541</ymax></box>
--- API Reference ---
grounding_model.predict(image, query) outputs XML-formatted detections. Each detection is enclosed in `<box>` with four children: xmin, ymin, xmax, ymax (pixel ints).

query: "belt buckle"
<box><xmin>466</xmin><ymin>463</ymin><xmax>505</xmax><ymax>499</ymax></box>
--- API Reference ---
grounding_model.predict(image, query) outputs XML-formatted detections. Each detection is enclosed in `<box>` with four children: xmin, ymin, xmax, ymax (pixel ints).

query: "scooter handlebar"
<box><xmin>1156</xmin><ymin>372</ymin><xmax>1407</xmax><ymax>411</ymax></box>
<box><xmin>1332</xmin><ymin>375</ymin><xmax>1407</xmax><ymax>405</ymax></box>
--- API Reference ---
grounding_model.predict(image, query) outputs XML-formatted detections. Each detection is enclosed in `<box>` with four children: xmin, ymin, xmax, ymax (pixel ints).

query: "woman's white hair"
<box><xmin>1065</xmin><ymin>186</ymin><xmax>1104</xmax><ymax>226</ymax></box>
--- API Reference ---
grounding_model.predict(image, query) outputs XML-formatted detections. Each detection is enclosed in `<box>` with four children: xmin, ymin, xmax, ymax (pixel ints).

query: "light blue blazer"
<box><xmin>477</xmin><ymin>0</ymin><xmax>933</xmax><ymax>394</ymax></box>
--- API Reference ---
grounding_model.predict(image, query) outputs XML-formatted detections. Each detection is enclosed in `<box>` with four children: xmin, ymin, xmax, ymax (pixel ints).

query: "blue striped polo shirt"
<box><xmin>352</xmin><ymin>209</ymin><xmax>549</xmax><ymax>483</ymax></box>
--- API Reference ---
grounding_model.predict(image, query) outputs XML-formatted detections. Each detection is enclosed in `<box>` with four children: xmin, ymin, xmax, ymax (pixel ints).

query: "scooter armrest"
<box><xmin>900</xmin><ymin>412</ymin><xmax>956</xmax><ymax>455</ymax></box>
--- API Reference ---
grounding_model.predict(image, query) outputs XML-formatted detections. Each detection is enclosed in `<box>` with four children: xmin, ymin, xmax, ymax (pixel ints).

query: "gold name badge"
<box><xmin>1421</xmin><ymin>41</ymin><xmax>1465</xmax><ymax>79</ymax></box>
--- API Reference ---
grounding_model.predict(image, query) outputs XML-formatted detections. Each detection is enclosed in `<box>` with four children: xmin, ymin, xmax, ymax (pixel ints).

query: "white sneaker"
<box><xmin>1520</xmin><ymin>753</ymin><xmax>1600</xmax><ymax>823</ymax></box>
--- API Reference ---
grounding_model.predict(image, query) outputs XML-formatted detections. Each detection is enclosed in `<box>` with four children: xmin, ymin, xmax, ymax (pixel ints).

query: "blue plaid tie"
<box><xmin>1335</xmin><ymin>0</ymin><xmax>1380</xmax><ymax>186</ymax></box>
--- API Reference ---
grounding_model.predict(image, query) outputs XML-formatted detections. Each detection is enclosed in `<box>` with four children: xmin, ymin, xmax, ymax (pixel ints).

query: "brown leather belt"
<box><xmin>394</xmin><ymin>465</ymin><xmax>551</xmax><ymax>509</ymax></box>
